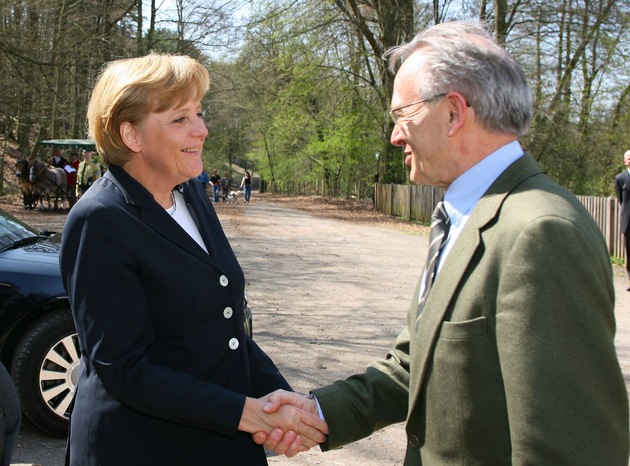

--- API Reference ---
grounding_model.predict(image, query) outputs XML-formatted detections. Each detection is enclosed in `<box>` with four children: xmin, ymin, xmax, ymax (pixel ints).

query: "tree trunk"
<box><xmin>332</xmin><ymin>0</ymin><xmax>414</xmax><ymax>183</ymax></box>
<box><xmin>494</xmin><ymin>0</ymin><xmax>508</xmax><ymax>42</ymax></box>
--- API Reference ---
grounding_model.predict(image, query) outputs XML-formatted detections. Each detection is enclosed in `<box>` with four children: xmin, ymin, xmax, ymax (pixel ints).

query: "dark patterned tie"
<box><xmin>417</xmin><ymin>201</ymin><xmax>451</xmax><ymax>323</ymax></box>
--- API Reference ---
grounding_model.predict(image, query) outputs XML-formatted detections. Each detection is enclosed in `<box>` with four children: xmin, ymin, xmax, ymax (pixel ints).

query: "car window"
<box><xmin>0</xmin><ymin>210</ymin><xmax>37</xmax><ymax>249</ymax></box>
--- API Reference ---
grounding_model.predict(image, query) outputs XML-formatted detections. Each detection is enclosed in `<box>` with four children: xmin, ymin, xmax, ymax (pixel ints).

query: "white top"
<box><xmin>168</xmin><ymin>190</ymin><xmax>208</xmax><ymax>254</ymax></box>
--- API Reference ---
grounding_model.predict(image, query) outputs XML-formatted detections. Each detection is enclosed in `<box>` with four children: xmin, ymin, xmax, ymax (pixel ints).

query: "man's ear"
<box><xmin>446</xmin><ymin>92</ymin><xmax>469</xmax><ymax>137</ymax></box>
<box><xmin>120</xmin><ymin>121</ymin><xmax>141</xmax><ymax>152</ymax></box>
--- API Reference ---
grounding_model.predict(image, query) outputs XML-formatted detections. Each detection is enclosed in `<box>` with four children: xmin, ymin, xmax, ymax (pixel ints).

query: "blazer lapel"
<box><xmin>104</xmin><ymin>167</ymin><xmax>225</xmax><ymax>271</ymax></box>
<box><xmin>139</xmin><ymin>199</ymin><xmax>212</xmax><ymax>259</ymax></box>
<box><xmin>407</xmin><ymin>154</ymin><xmax>542</xmax><ymax>406</ymax></box>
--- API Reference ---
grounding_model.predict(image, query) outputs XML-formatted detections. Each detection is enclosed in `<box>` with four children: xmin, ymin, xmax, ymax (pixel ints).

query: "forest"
<box><xmin>0</xmin><ymin>0</ymin><xmax>628</xmax><ymax>198</ymax></box>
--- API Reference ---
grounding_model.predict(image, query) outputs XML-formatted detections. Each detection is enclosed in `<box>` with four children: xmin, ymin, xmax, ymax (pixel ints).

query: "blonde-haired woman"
<box><xmin>60</xmin><ymin>53</ymin><xmax>326</xmax><ymax>465</ymax></box>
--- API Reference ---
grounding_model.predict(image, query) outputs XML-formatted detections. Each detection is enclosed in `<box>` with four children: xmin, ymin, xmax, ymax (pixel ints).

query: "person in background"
<box><xmin>210</xmin><ymin>168</ymin><xmax>221</xmax><ymax>203</ymax></box>
<box><xmin>221</xmin><ymin>171</ymin><xmax>231</xmax><ymax>201</ymax></box>
<box><xmin>615</xmin><ymin>149</ymin><xmax>630</xmax><ymax>291</ymax></box>
<box><xmin>64</xmin><ymin>152</ymin><xmax>80</xmax><ymax>207</ymax></box>
<box><xmin>258</xmin><ymin>21</ymin><xmax>629</xmax><ymax>465</ymax></box>
<box><xmin>240</xmin><ymin>170</ymin><xmax>252</xmax><ymax>203</ymax></box>
<box><xmin>59</xmin><ymin>53</ymin><xmax>327</xmax><ymax>465</ymax></box>
<box><xmin>49</xmin><ymin>149</ymin><xmax>67</xmax><ymax>169</ymax></box>
<box><xmin>197</xmin><ymin>168</ymin><xmax>209</xmax><ymax>191</ymax></box>
<box><xmin>77</xmin><ymin>149</ymin><xmax>102</xmax><ymax>198</ymax></box>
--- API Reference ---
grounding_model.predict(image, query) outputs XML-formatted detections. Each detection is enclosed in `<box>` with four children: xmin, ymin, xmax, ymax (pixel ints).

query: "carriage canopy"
<box><xmin>32</xmin><ymin>139</ymin><xmax>96</xmax><ymax>159</ymax></box>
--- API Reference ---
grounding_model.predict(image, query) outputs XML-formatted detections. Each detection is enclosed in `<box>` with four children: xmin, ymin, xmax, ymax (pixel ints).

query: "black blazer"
<box><xmin>615</xmin><ymin>169</ymin><xmax>630</xmax><ymax>234</ymax></box>
<box><xmin>60</xmin><ymin>165</ymin><xmax>290</xmax><ymax>465</ymax></box>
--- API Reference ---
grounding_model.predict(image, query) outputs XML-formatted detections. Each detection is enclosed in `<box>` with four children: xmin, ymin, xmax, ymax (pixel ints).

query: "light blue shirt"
<box><xmin>416</xmin><ymin>141</ymin><xmax>525</xmax><ymax>303</ymax></box>
<box><xmin>438</xmin><ymin>140</ymin><xmax>524</xmax><ymax>272</ymax></box>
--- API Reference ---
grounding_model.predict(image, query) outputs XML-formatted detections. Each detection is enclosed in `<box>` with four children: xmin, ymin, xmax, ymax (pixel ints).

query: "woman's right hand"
<box><xmin>238</xmin><ymin>391</ymin><xmax>328</xmax><ymax>457</ymax></box>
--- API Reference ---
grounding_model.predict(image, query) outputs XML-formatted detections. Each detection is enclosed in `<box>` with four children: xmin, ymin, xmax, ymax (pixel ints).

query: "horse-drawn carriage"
<box><xmin>16</xmin><ymin>139</ymin><xmax>96</xmax><ymax>210</ymax></box>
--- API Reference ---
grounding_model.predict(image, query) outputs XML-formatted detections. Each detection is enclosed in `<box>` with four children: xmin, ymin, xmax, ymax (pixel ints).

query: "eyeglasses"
<box><xmin>388</xmin><ymin>93</ymin><xmax>447</xmax><ymax>124</ymax></box>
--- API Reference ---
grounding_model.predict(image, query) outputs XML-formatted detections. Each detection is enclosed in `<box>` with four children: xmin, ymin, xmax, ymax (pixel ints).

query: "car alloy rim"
<box><xmin>38</xmin><ymin>333</ymin><xmax>80</xmax><ymax>419</ymax></box>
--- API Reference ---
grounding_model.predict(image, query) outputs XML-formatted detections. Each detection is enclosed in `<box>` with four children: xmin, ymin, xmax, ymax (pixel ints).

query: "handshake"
<box><xmin>239</xmin><ymin>389</ymin><xmax>328</xmax><ymax>458</ymax></box>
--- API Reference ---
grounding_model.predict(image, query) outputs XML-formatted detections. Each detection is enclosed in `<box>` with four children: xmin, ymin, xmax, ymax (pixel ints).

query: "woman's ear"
<box><xmin>120</xmin><ymin>121</ymin><xmax>141</xmax><ymax>152</ymax></box>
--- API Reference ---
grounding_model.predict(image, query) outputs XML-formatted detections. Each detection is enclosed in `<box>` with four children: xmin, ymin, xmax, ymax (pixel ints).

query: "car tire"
<box><xmin>11</xmin><ymin>309</ymin><xmax>79</xmax><ymax>437</ymax></box>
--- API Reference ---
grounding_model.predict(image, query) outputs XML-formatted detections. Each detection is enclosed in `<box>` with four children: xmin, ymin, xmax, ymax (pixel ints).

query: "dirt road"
<box><xmin>6</xmin><ymin>193</ymin><xmax>630</xmax><ymax>465</ymax></box>
<box><xmin>8</xmin><ymin>194</ymin><xmax>420</xmax><ymax>465</ymax></box>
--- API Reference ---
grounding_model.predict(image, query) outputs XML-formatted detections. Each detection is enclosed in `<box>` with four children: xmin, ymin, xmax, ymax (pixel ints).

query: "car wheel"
<box><xmin>11</xmin><ymin>309</ymin><xmax>79</xmax><ymax>437</ymax></box>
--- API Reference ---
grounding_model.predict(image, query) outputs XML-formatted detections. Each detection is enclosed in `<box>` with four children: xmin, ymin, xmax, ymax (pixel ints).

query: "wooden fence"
<box><xmin>374</xmin><ymin>183</ymin><xmax>625</xmax><ymax>259</ymax></box>
<box><xmin>260</xmin><ymin>178</ymin><xmax>373</xmax><ymax>200</ymax></box>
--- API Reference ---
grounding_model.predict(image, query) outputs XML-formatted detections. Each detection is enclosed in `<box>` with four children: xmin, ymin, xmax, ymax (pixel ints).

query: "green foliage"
<box><xmin>611</xmin><ymin>256</ymin><xmax>625</xmax><ymax>267</ymax></box>
<box><xmin>1</xmin><ymin>0</ymin><xmax>629</xmax><ymax>199</ymax></box>
<box><xmin>513</xmin><ymin>0</ymin><xmax>630</xmax><ymax>195</ymax></box>
<box><xmin>212</xmin><ymin>0</ymin><xmax>630</xmax><ymax>197</ymax></box>
<box><xmin>210</xmin><ymin>1</ymin><xmax>394</xmax><ymax>197</ymax></box>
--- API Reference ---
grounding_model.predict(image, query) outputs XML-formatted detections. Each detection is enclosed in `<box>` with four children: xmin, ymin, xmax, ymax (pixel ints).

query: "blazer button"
<box><xmin>229</xmin><ymin>338</ymin><xmax>239</xmax><ymax>350</ymax></box>
<box><xmin>219</xmin><ymin>275</ymin><xmax>229</xmax><ymax>287</ymax></box>
<box><xmin>408</xmin><ymin>434</ymin><xmax>420</xmax><ymax>449</ymax></box>
<box><xmin>223</xmin><ymin>307</ymin><xmax>233</xmax><ymax>319</ymax></box>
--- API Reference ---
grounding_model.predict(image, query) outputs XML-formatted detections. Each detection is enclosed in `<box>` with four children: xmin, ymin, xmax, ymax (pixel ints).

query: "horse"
<box><xmin>29</xmin><ymin>160</ymin><xmax>69</xmax><ymax>210</ymax></box>
<box><xmin>15</xmin><ymin>159</ymin><xmax>39</xmax><ymax>210</ymax></box>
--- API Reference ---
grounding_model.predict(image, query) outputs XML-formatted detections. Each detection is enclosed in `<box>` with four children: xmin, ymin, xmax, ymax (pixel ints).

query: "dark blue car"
<box><xmin>0</xmin><ymin>207</ymin><xmax>77</xmax><ymax>436</ymax></box>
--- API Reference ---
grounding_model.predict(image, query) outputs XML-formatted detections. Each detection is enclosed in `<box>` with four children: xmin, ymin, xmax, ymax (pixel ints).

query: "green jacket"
<box><xmin>313</xmin><ymin>154</ymin><xmax>629</xmax><ymax>465</ymax></box>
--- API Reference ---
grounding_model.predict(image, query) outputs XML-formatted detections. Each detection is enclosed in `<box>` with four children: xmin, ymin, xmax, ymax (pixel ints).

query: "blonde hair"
<box><xmin>87</xmin><ymin>53</ymin><xmax>210</xmax><ymax>166</ymax></box>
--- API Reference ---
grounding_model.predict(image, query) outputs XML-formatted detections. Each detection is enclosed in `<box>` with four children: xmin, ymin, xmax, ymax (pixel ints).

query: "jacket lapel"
<box><xmin>407</xmin><ymin>154</ymin><xmax>543</xmax><ymax>406</ymax></box>
<box><xmin>104</xmin><ymin>167</ymin><xmax>225</xmax><ymax>271</ymax></box>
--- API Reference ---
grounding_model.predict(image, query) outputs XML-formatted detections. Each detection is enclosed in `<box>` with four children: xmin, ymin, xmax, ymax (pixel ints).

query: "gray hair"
<box><xmin>385</xmin><ymin>21</ymin><xmax>532</xmax><ymax>137</ymax></box>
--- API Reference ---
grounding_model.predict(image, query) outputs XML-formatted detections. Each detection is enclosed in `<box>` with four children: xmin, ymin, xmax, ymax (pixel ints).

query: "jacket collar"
<box><xmin>104</xmin><ymin>165</ymin><xmax>224</xmax><ymax>268</ymax></box>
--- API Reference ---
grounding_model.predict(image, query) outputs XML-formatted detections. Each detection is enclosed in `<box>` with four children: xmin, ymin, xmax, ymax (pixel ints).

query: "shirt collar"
<box><xmin>443</xmin><ymin>140</ymin><xmax>524</xmax><ymax>226</ymax></box>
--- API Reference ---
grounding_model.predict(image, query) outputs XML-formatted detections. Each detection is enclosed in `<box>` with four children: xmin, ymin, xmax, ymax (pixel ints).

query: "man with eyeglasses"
<box><xmin>256</xmin><ymin>21</ymin><xmax>628</xmax><ymax>465</ymax></box>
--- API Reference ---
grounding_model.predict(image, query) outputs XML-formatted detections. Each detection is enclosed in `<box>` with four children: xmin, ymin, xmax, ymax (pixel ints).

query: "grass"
<box><xmin>611</xmin><ymin>256</ymin><xmax>625</xmax><ymax>267</ymax></box>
